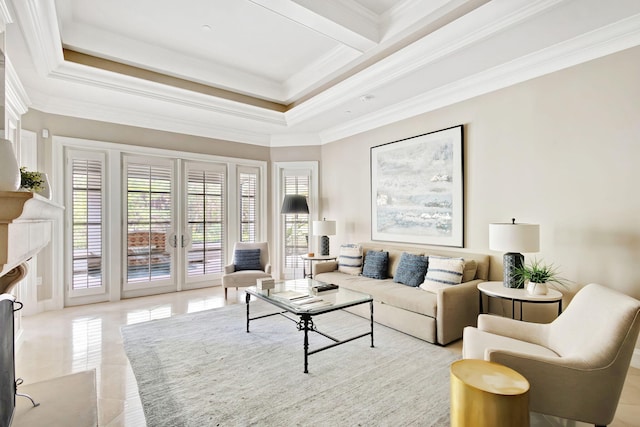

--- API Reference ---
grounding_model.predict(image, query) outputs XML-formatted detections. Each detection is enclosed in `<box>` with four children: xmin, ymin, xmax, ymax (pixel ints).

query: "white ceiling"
<box><xmin>6</xmin><ymin>0</ymin><xmax>640</xmax><ymax>146</ymax></box>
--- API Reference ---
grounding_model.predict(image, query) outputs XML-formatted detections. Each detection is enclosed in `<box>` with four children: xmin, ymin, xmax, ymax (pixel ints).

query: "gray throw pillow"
<box><xmin>234</xmin><ymin>249</ymin><xmax>262</xmax><ymax>271</ymax></box>
<box><xmin>361</xmin><ymin>250</ymin><xmax>389</xmax><ymax>279</ymax></box>
<box><xmin>393</xmin><ymin>252</ymin><xmax>428</xmax><ymax>287</ymax></box>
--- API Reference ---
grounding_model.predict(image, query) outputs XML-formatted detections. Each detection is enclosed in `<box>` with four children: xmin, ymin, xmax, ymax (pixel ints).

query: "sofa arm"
<box><xmin>264</xmin><ymin>263</ymin><xmax>272</xmax><ymax>274</ymax></box>
<box><xmin>224</xmin><ymin>264</ymin><xmax>235</xmax><ymax>274</ymax></box>
<box><xmin>436</xmin><ymin>280</ymin><xmax>481</xmax><ymax>345</ymax></box>
<box><xmin>313</xmin><ymin>261</ymin><xmax>338</xmax><ymax>275</ymax></box>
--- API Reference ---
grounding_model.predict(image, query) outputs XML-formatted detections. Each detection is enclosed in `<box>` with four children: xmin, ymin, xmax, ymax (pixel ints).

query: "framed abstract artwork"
<box><xmin>370</xmin><ymin>125</ymin><xmax>464</xmax><ymax>247</ymax></box>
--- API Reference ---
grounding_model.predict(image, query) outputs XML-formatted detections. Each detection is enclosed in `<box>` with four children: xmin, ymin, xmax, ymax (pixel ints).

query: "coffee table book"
<box><xmin>312</xmin><ymin>283</ymin><xmax>339</xmax><ymax>296</ymax></box>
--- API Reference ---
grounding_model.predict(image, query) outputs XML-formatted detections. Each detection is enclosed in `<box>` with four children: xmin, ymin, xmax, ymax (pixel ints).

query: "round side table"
<box><xmin>478</xmin><ymin>281</ymin><xmax>563</xmax><ymax>321</ymax></box>
<box><xmin>299</xmin><ymin>254</ymin><xmax>336</xmax><ymax>279</ymax></box>
<box><xmin>450</xmin><ymin>359</ymin><xmax>530</xmax><ymax>427</ymax></box>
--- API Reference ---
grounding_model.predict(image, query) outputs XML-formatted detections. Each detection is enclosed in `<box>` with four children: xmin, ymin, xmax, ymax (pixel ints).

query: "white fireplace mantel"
<box><xmin>0</xmin><ymin>191</ymin><xmax>63</xmax><ymax>294</ymax></box>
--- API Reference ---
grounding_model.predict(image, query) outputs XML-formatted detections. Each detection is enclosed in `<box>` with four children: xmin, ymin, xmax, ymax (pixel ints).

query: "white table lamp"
<box><xmin>312</xmin><ymin>219</ymin><xmax>336</xmax><ymax>256</ymax></box>
<box><xmin>489</xmin><ymin>219</ymin><xmax>540</xmax><ymax>288</ymax></box>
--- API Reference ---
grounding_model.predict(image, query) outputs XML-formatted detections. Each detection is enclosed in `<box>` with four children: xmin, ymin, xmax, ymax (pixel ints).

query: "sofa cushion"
<box><xmin>420</xmin><ymin>256</ymin><xmax>464</xmax><ymax>291</ymax></box>
<box><xmin>234</xmin><ymin>248</ymin><xmax>262</xmax><ymax>271</ymax></box>
<box><xmin>462</xmin><ymin>259</ymin><xmax>478</xmax><ymax>282</ymax></box>
<box><xmin>378</xmin><ymin>282</ymin><xmax>438</xmax><ymax>317</ymax></box>
<box><xmin>314</xmin><ymin>272</ymin><xmax>438</xmax><ymax>318</ymax></box>
<box><xmin>393</xmin><ymin>252</ymin><xmax>428</xmax><ymax>287</ymax></box>
<box><xmin>338</xmin><ymin>244</ymin><xmax>363</xmax><ymax>275</ymax></box>
<box><xmin>362</xmin><ymin>250</ymin><xmax>389</xmax><ymax>279</ymax></box>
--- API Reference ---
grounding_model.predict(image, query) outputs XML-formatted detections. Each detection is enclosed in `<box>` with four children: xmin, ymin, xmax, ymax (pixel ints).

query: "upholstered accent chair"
<box><xmin>462</xmin><ymin>283</ymin><xmax>640</xmax><ymax>427</ymax></box>
<box><xmin>222</xmin><ymin>242</ymin><xmax>272</xmax><ymax>300</ymax></box>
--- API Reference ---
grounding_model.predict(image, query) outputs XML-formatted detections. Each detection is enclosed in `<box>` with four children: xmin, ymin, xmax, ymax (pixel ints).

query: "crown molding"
<box><xmin>14</xmin><ymin>0</ymin><xmax>288</xmax><ymax>126</ymax></box>
<box><xmin>380</xmin><ymin>0</ymin><xmax>464</xmax><ymax>40</ymax></box>
<box><xmin>6</xmin><ymin>57</ymin><xmax>30</xmax><ymax>116</ymax></box>
<box><xmin>269</xmin><ymin>133</ymin><xmax>321</xmax><ymax>147</ymax></box>
<box><xmin>51</xmin><ymin>61</ymin><xmax>288</xmax><ymax>126</ymax></box>
<box><xmin>250</xmin><ymin>0</ymin><xmax>378</xmax><ymax>52</ymax></box>
<box><xmin>285</xmin><ymin>0</ymin><xmax>563</xmax><ymax>127</ymax></box>
<box><xmin>10</xmin><ymin>0</ymin><xmax>64</xmax><ymax>75</ymax></box>
<box><xmin>320</xmin><ymin>12</ymin><xmax>640</xmax><ymax>144</ymax></box>
<box><xmin>26</xmin><ymin>86</ymin><xmax>273</xmax><ymax>146</ymax></box>
<box><xmin>9</xmin><ymin>0</ymin><xmax>640</xmax><ymax>148</ymax></box>
<box><xmin>283</xmin><ymin>44</ymin><xmax>357</xmax><ymax>102</ymax></box>
<box><xmin>61</xmin><ymin>22</ymin><xmax>286</xmax><ymax>103</ymax></box>
<box><xmin>0</xmin><ymin>0</ymin><xmax>12</xmax><ymax>32</ymax></box>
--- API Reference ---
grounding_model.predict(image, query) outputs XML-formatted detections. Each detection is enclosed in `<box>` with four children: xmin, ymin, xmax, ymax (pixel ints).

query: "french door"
<box><xmin>122</xmin><ymin>156</ymin><xmax>176</xmax><ymax>295</ymax></box>
<box><xmin>62</xmin><ymin>137</ymin><xmax>266</xmax><ymax>306</ymax></box>
<box><xmin>122</xmin><ymin>157</ymin><xmax>226</xmax><ymax>297</ymax></box>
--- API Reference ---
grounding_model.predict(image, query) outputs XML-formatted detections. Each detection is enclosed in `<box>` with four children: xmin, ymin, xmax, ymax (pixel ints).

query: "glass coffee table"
<box><xmin>245</xmin><ymin>278</ymin><xmax>374</xmax><ymax>373</ymax></box>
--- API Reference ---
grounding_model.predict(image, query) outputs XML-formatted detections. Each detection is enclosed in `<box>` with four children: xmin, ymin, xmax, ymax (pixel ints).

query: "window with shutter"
<box><xmin>186</xmin><ymin>166</ymin><xmax>225</xmax><ymax>276</ymax></box>
<box><xmin>70</xmin><ymin>155</ymin><xmax>104</xmax><ymax>291</ymax></box>
<box><xmin>58</xmin><ymin>136</ymin><xmax>266</xmax><ymax>304</ymax></box>
<box><xmin>283</xmin><ymin>175</ymin><xmax>310</xmax><ymax>269</ymax></box>
<box><xmin>239</xmin><ymin>168</ymin><xmax>258</xmax><ymax>242</ymax></box>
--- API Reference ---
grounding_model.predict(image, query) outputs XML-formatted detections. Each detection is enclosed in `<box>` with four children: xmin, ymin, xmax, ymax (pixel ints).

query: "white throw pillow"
<box><xmin>338</xmin><ymin>244</ymin><xmax>363</xmax><ymax>275</ymax></box>
<box><xmin>420</xmin><ymin>256</ymin><xmax>465</xmax><ymax>293</ymax></box>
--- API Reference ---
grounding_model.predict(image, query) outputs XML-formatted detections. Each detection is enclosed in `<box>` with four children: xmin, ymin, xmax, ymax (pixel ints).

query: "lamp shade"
<box><xmin>489</xmin><ymin>222</ymin><xmax>540</xmax><ymax>253</ymax></box>
<box><xmin>312</xmin><ymin>220</ymin><xmax>336</xmax><ymax>236</ymax></box>
<box><xmin>280</xmin><ymin>195</ymin><xmax>309</xmax><ymax>214</ymax></box>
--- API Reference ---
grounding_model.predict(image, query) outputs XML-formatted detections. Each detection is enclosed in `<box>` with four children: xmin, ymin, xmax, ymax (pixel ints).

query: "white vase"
<box><xmin>526</xmin><ymin>282</ymin><xmax>548</xmax><ymax>295</ymax></box>
<box><xmin>0</xmin><ymin>138</ymin><xmax>20</xmax><ymax>191</ymax></box>
<box><xmin>37</xmin><ymin>173</ymin><xmax>51</xmax><ymax>199</ymax></box>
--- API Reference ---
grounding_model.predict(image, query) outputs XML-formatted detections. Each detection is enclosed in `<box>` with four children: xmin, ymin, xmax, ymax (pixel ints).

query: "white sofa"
<box><xmin>314</xmin><ymin>242</ymin><xmax>490</xmax><ymax>345</ymax></box>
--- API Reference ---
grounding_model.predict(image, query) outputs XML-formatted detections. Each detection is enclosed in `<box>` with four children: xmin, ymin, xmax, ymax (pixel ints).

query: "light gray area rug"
<box><xmin>121</xmin><ymin>301</ymin><xmax>459</xmax><ymax>426</ymax></box>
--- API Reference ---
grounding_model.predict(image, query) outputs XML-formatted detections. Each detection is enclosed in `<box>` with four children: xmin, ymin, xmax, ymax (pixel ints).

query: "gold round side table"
<box><xmin>450</xmin><ymin>359</ymin><xmax>530</xmax><ymax>427</ymax></box>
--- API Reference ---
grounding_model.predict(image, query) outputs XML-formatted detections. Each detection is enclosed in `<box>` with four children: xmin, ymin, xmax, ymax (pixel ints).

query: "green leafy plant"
<box><xmin>513</xmin><ymin>258</ymin><xmax>569</xmax><ymax>288</ymax></box>
<box><xmin>20</xmin><ymin>167</ymin><xmax>45</xmax><ymax>192</ymax></box>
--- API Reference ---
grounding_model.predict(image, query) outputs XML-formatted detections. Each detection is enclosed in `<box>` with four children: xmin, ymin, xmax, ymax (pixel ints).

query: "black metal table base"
<box><xmin>246</xmin><ymin>293</ymin><xmax>374</xmax><ymax>373</ymax></box>
<box><xmin>479</xmin><ymin>292</ymin><xmax>563</xmax><ymax>320</ymax></box>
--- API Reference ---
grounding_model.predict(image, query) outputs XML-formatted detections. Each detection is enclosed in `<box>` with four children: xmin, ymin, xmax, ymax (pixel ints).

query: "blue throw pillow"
<box><xmin>361</xmin><ymin>250</ymin><xmax>389</xmax><ymax>279</ymax></box>
<box><xmin>393</xmin><ymin>252</ymin><xmax>428</xmax><ymax>287</ymax></box>
<box><xmin>234</xmin><ymin>249</ymin><xmax>262</xmax><ymax>271</ymax></box>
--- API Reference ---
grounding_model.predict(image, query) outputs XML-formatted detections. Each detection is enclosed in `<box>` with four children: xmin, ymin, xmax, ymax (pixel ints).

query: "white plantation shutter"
<box><xmin>60</xmin><ymin>137</ymin><xmax>267</xmax><ymax>304</ymax></box>
<box><xmin>126</xmin><ymin>161</ymin><xmax>173</xmax><ymax>284</ymax></box>
<box><xmin>283</xmin><ymin>174</ymin><xmax>309</xmax><ymax>269</ymax></box>
<box><xmin>186</xmin><ymin>166</ymin><xmax>225</xmax><ymax>276</ymax></box>
<box><xmin>70</xmin><ymin>156</ymin><xmax>104</xmax><ymax>291</ymax></box>
<box><xmin>239</xmin><ymin>167</ymin><xmax>258</xmax><ymax>242</ymax></box>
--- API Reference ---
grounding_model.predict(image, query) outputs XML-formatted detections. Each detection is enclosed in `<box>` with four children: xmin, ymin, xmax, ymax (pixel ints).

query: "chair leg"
<box><xmin>224</xmin><ymin>287</ymin><xmax>228</xmax><ymax>300</ymax></box>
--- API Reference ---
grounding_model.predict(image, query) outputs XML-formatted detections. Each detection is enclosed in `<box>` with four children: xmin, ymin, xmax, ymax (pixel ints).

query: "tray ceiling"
<box><xmin>6</xmin><ymin>0</ymin><xmax>640</xmax><ymax>146</ymax></box>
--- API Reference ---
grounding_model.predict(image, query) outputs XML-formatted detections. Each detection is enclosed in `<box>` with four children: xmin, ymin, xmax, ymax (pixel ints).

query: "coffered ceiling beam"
<box><xmin>249</xmin><ymin>0</ymin><xmax>379</xmax><ymax>52</ymax></box>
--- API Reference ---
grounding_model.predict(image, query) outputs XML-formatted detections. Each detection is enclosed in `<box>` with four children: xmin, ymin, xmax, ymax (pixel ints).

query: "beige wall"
<box><xmin>21</xmin><ymin>110</ymin><xmax>272</xmax><ymax>161</ymax></box>
<box><xmin>320</xmin><ymin>46</ymin><xmax>640</xmax><ymax>301</ymax></box>
<box><xmin>20</xmin><ymin>47</ymin><xmax>640</xmax><ymax>306</ymax></box>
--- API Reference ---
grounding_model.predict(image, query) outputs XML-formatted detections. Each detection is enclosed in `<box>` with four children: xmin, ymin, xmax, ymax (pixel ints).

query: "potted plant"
<box><xmin>19</xmin><ymin>167</ymin><xmax>51</xmax><ymax>198</ymax></box>
<box><xmin>512</xmin><ymin>259</ymin><xmax>568</xmax><ymax>295</ymax></box>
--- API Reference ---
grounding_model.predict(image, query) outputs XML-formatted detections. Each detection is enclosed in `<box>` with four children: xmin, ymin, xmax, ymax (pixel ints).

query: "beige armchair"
<box><xmin>222</xmin><ymin>242</ymin><xmax>272</xmax><ymax>299</ymax></box>
<box><xmin>462</xmin><ymin>283</ymin><xmax>640</xmax><ymax>427</ymax></box>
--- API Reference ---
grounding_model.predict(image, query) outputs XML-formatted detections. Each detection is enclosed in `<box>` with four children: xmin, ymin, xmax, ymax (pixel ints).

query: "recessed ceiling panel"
<box><xmin>58</xmin><ymin>0</ymin><xmax>341</xmax><ymax>84</ymax></box>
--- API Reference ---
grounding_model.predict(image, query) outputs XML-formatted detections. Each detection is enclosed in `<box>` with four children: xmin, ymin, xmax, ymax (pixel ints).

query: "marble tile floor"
<box><xmin>14</xmin><ymin>286</ymin><xmax>640</xmax><ymax>426</ymax></box>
